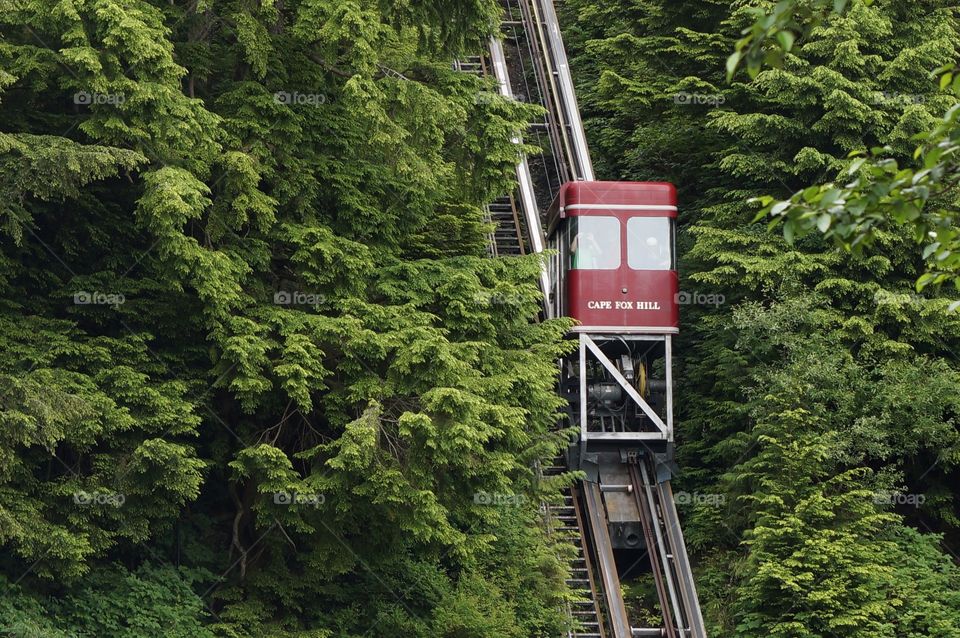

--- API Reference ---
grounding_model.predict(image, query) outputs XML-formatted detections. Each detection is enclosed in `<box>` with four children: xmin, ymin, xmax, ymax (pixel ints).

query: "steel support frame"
<box><xmin>578</xmin><ymin>333</ymin><xmax>673</xmax><ymax>442</ymax></box>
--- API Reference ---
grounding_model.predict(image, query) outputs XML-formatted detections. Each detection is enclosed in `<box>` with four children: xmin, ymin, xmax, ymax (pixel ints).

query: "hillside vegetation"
<box><xmin>2</xmin><ymin>0</ymin><xmax>960</xmax><ymax>636</ymax></box>
<box><xmin>561</xmin><ymin>0</ymin><xmax>960</xmax><ymax>634</ymax></box>
<box><xmin>0</xmin><ymin>1</ymin><xmax>574</xmax><ymax>636</ymax></box>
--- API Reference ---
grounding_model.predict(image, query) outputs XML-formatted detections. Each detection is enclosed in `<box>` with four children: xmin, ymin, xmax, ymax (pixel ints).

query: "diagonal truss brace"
<box><xmin>580</xmin><ymin>334</ymin><xmax>669</xmax><ymax>437</ymax></box>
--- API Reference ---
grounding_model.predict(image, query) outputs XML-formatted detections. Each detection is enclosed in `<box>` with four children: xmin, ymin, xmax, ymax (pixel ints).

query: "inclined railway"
<box><xmin>459</xmin><ymin>1</ymin><xmax>708</xmax><ymax>636</ymax></box>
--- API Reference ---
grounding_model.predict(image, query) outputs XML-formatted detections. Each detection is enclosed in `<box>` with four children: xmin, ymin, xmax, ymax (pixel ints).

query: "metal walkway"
<box><xmin>544</xmin><ymin>463</ymin><xmax>609</xmax><ymax>638</ymax></box>
<box><xmin>452</xmin><ymin>57</ymin><xmax>528</xmax><ymax>259</ymax></box>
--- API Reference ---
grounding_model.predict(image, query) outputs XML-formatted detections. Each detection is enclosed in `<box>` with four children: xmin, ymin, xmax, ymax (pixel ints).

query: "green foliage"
<box><xmin>758</xmin><ymin>94</ymin><xmax>960</xmax><ymax>292</ymax></box>
<box><xmin>738</xmin><ymin>2</ymin><xmax>960</xmax><ymax>291</ymax></box>
<box><xmin>726</xmin><ymin>0</ymin><xmax>870</xmax><ymax>82</ymax></box>
<box><xmin>0</xmin><ymin>0</ymin><xmax>571</xmax><ymax>635</ymax></box>
<box><xmin>55</xmin><ymin>564</ymin><xmax>217</xmax><ymax>638</ymax></box>
<box><xmin>563</xmin><ymin>0</ymin><xmax>960</xmax><ymax>634</ymax></box>
<box><xmin>1</xmin><ymin>566</ymin><xmax>215</xmax><ymax>637</ymax></box>
<box><xmin>730</xmin><ymin>414</ymin><xmax>898</xmax><ymax>637</ymax></box>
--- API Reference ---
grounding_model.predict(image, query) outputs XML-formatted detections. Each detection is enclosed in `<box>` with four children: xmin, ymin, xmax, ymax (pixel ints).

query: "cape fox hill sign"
<box><xmin>586</xmin><ymin>300</ymin><xmax>662</xmax><ymax>310</ymax></box>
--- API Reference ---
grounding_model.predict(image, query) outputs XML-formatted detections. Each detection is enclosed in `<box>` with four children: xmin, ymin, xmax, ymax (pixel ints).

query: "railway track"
<box><xmin>459</xmin><ymin>1</ymin><xmax>709</xmax><ymax>636</ymax></box>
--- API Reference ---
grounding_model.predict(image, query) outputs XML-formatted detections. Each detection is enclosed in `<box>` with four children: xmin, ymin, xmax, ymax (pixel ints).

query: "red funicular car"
<box><xmin>546</xmin><ymin>181</ymin><xmax>678</xmax><ymax>333</ymax></box>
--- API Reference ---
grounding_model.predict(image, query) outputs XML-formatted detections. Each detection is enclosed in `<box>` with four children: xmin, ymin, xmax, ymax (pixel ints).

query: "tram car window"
<box><xmin>626</xmin><ymin>217</ymin><xmax>675</xmax><ymax>271</ymax></box>
<box><xmin>568</xmin><ymin>216</ymin><xmax>620</xmax><ymax>270</ymax></box>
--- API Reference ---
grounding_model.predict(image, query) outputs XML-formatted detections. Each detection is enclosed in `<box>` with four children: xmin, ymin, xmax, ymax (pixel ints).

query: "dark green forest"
<box><xmin>1</xmin><ymin>0</ymin><xmax>960</xmax><ymax>636</ymax></box>
<box><xmin>561</xmin><ymin>0</ymin><xmax>960</xmax><ymax>634</ymax></box>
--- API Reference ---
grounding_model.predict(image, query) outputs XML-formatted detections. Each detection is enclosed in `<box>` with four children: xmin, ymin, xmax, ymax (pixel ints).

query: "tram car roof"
<box><xmin>546</xmin><ymin>181</ymin><xmax>677</xmax><ymax>237</ymax></box>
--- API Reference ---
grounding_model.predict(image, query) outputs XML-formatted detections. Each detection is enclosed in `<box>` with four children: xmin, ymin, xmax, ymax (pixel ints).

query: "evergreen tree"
<box><xmin>0</xmin><ymin>0</ymin><xmax>573</xmax><ymax>635</ymax></box>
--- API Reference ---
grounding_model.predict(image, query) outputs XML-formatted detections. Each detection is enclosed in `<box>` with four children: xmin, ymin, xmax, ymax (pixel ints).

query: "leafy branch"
<box><xmin>730</xmin><ymin>0</ymin><xmax>960</xmax><ymax>293</ymax></box>
<box><xmin>726</xmin><ymin>0</ymin><xmax>866</xmax><ymax>82</ymax></box>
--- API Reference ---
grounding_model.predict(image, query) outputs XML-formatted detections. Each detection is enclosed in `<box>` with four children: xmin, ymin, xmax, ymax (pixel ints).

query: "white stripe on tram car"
<box><xmin>563</xmin><ymin>204</ymin><xmax>679</xmax><ymax>212</ymax></box>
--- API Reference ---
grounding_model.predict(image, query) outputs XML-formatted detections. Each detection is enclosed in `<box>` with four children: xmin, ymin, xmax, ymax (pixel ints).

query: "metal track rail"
<box><xmin>526</xmin><ymin>0</ymin><xmax>595</xmax><ymax>181</ymax></box>
<box><xmin>583</xmin><ymin>483</ymin><xmax>633</xmax><ymax>637</ymax></box>
<box><xmin>630</xmin><ymin>459</ymin><xmax>707</xmax><ymax>638</ymax></box>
